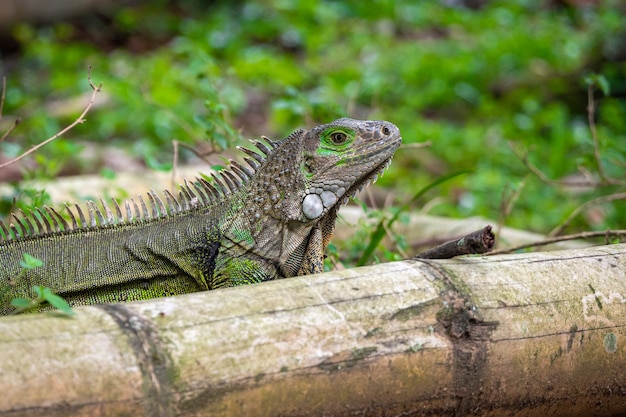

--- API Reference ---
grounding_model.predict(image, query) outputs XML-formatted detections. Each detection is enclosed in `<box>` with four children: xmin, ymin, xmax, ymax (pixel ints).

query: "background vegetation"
<box><xmin>0</xmin><ymin>0</ymin><xmax>624</xmax><ymax>265</ymax></box>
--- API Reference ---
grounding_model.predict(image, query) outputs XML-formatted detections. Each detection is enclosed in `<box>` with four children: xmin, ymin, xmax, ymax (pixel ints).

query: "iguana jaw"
<box><xmin>338</xmin><ymin>155</ymin><xmax>395</xmax><ymax>206</ymax></box>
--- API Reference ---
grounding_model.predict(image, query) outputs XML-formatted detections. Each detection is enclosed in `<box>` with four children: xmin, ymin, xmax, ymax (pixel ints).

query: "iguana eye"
<box><xmin>330</xmin><ymin>132</ymin><xmax>347</xmax><ymax>144</ymax></box>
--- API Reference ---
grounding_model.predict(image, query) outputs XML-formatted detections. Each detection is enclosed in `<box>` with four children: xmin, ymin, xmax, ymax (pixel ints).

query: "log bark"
<box><xmin>1</xmin><ymin>244</ymin><xmax>625</xmax><ymax>417</ymax></box>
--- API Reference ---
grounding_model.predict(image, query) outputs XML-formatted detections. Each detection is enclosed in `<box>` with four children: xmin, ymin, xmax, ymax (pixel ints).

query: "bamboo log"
<box><xmin>1</xmin><ymin>244</ymin><xmax>625</xmax><ymax>416</ymax></box>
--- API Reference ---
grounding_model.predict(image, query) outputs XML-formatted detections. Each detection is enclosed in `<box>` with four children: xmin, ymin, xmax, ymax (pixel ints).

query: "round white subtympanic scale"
<box><xmin>320</xmin><ymin>190</ymin><xmax>337</xmax><ymax>207</ymax></box>
<box><xmin>302</xmin><ymin>194</ymin><xmax>324</xmax><ymax>219</ymax></box>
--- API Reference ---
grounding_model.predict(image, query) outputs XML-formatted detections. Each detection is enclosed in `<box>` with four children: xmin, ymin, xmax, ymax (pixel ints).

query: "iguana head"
<box><xmin>237</xmin><ymin>117</ymin><xmax>401</xmax><ymax>278</ymax></box>
<box><xmin>299</xmin><ymin>118</ymin><xmax>402</xmax><ymax>221</ymax></box>
<box><xmin>238</xmin><ymin>117</ymin><xmax>400</xmax><ymax>230</ymax></box>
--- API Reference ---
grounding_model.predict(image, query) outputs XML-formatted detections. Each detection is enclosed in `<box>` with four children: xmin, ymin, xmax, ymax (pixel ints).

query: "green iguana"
<box><xmin>0</xmin><ymin>118</ymin><xmax>401</xmax><ymax>314</ymax></box>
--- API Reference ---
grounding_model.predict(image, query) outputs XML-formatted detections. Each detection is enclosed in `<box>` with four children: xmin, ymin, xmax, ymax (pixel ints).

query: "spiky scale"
<box><xmin>113</xmin><ymin>199</ymin><xmax>124</xmax><ymax>223</ymax></box>
<box><xmin>131</xmin><ymin>198</ymin><xmax>141</xmax><ymax>221</ymax></box>
<box><xmin>11</xmin><ymin>214</ymin><xmax>28</xmax><ymax>236</ymax></box>
<box><xmin>211</xmin><ymin>175</ymin><xmax>229</xmax><ymax>196</ymax></box>
<box><xmin>146</xmin><ymin>193</ymin><xmax>158</xmax><ymax>218</ymax></box>
<box><xmin>125</xmin><ymin>200</ymin><xmax>133</xmax><ymax>222</ymax></box>
<box><xmin>243</xmin><ymin>156</ymin><xmax>260</xmax><ymax>171</ymax></box>
<box><xmin>0</xmin><ymin>221</ymin><xmax>11</xmax><ymax>240</ymax></box>
<box><xmin>65</xmin><ymin>204</ymin><xmax>79</xmax><ymax>230</ymax></box>
<box><xmin>151</xmin><ymin>190</ymin><xmax>167</xmax><ymax>217</ymax></box>
<box><xmin>224</xmin><ymin>168</ymin><xmax>243</xmax><ymax>187</ymax></box>
<box><xmin>182</xmin><ymin>179</ymin><xmax>196</xmax><ymax>200</ymax></box>
<box><xmin>230</xmin><ymin>160</ymin><xmax>253</xmax><ymax>180</ymax></box>
<box><xmin>16</xmin><ymin>211</ymin><xmax>35</xmax><ymax>235</ymax></box>
<box><xmin>239</xmin><ymin>146</ymin><xmax>265</xmax><ymax>163</ymax></box>
<box><xmin>100</xmin><ymin>199</ymin><xmax>115</xmax><ymax>224</ymax></box>
<box><xmin>86</xmin><ymin>201</ymin><xmax>105</xmax><ymax>226</ymax></box>
<box><xmin>35</xmin><ymin>207</ymin><xmax>53</xmax><ymax>233</ymax></box>
<box><xmin>48</xmin><ymin>206</ymin><xmax>69</xmax><ymax>231</ymax></box>
<box><xmin>74</xmin><ymin>203</ymin><xmax>87</xmax><ymax>228</ymax></box>
<box><xmin>191</xmin><ymin>182</ymin><xmax>210</xmax><ymax>205</ymax></box>
<box><xmin>198</xmin><ymin>177</ymin><xmax>220</xmax><ymax>201</ymax></box>
<box><xmin>9</xmin><ymin>224</ymin><xmax>20</xmax><ymax>239</ymax></box>
<box><xmin>220</xmin><ymin>172</ymin><xmax>239</xmax><ymax>193</ymax></box>
<box><xmin>163</xmin><ymin>189</ymin><xmax>180</xmax><ymax>214</ymax></box>
<box><xmin>252</xmin><ymin>140</ymin><xmax>272</xmax><ymax>156</ymax></box>
<box><xmin>260</xmin><ymin>135</ymin><xmax>278</xmax><ymax>148</ymax></box>
<box><xmin>136</xmin><ymin>195</ymin><xmax>149</xmax><ymax>220</ymax></box>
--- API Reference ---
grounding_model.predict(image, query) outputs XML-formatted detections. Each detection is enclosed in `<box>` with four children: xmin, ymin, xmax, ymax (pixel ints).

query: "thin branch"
<box><xmin>496</xmin><ymin>178</ymin><xmax>527</xmax><ymax>242</ymax></box>
<box><xmin>0</xmin><ymin>68</ymin><xmax>102</xmax><ymax>170</ymax></box>
<box><xmin>587</xmin><ymin>85</ymin><xmax>608</xmax><ymax>183</ymax></box>
<box><xmin>583</xmin><ymin>84</ymin><xmax>624</xmax><ymax>186</ymax></box>
<box><xmin>509</xmin><ymin>141</ymin><xmax>594</xmax><ymax>187</ymax></box>
<box><xmin>486</xmin><ymin>229</ymin><xmax>626</xmax><ymax>255</ymax></box>
<box><xmin>173</xmin><ymin>140</ymin><xmax>216</xmax><ymax>165</ymax></box>
<box><xmin>0</xmin><ymin>76</ymin><xmax>5</xmax><ymax>121</ymax></box>
<box><xmin>383</xmin><ymin>220</ymin><xmax>410</xmax><ymax>259</ymax></box>
<box><xmin>172</xmin><ymin>139</ymin><xmax>179</xmax><ymax>191</ymax></box>
<box><xmin>400</xmin><ymin>141</ymin><xmax>432</xmax><ymax>150</ymax></box>
<box><xmin>548</xmin><ymin>192</ymin><xmax>626</xmax><ymax>238</ymax></box>
<box><xmin>0</xmin><ymin>76</ymin><xmax>20</xmax><ymax>143</ymax></box>
<box><xmin>414</xmin><ymin>225</ymin><xmax>495</xmax><ymax>259</ymax></box>
<box><xmin>0</xmin><ymin>118</ymin><xmax>20</xmax><ymax>143</ymax></box>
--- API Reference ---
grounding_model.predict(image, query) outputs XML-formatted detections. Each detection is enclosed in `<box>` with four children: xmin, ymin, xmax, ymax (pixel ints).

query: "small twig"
<box><xmin>548</xmin><ymin>192</ymin><xmax>626</xmax><ymax>237</ymax></box>
<box><xmin>586</xmin><ymin>85</ymin><xmax>625</xmax><ymax>186</ymax></box>
<box><xmin>174</xmin><ymin>140</ymin><xmax>216</xmax><ymax>165</ymax></box>
<box><xmin>0</xmin><ymin>68</ymin><xmax>102</xmax><ymax>170</ymax></box>
<box><xmin>496</xmin><ymin>178</ymin><xmax>527</xmax><ymax>242</ymax></box>
<box><xmin>487</xmin><ymin>229</ymin><xmax>626</xmax><ymax>255</ymax></box>
<box><xmin>400</xmin><ymin>141</ymin><xmax>432</xmax><ymax>150</ymax></box>
<box><xmin>0</xmin><ymin>76</ymin><xmax>6</xmax><ymax>121</ymax></box>
<box><xmin>510</xmin><ymin>84</ymin><xmax>624</xmax><ymax>188</ymax></box>
<box><xmin>0</xmin><ymin>76</ymin><xmax>20</xmax><ymax>143</ymax></box>
<box><xmin>414</xmin><ymin>225</ymin><xmax>495</xmax><ymax>259</ymax></box>
<box><xmin>509</xmin><ymin>142</ymin><xmax>594</xmax><ymax>187</ymax></box>
<box><xmin>383</xmin><ymin>221</ymin><xmax>409</xmax><ymax>259</ymax></box>
<box><xmin>0</xmin><ymin>118</ymin><xmax>21</xmax><ymax>143</ymax></box>
<box><xmin>171</xmin><ymin>139</ymin><xmax>179</xmax><ymax>191</ymax></box>
<box><xmin>588</xmin><ymin>85</ymin><xmax>607</xmax><ymax>183</ymax></box>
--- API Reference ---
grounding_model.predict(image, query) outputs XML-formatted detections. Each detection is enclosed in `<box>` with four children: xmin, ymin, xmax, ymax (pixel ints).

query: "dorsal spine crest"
<box><xmin>0</xmin><ymin>132</ymin><xmax>283</xmax><ymax>243</ymax></box>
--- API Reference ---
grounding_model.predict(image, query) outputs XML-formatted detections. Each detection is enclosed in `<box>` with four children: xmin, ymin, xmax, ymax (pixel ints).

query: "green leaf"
<box><xmin>19</xmin><ymin>253</ymin><xmax>44</xmax><ymax>269</ymax></box>
<box><xmin>10</xmin><ymin>298</ymin><xmax>32</xmax><ymax>308</ymax></box>
<box><xmin>42</xmin><ymin>288</ymin><xmax>75</xmax><ymax>315</ymax></box>
<box><xmin>596</xmin><ymin>76</ymin><xmax>610</xmax><ymax>97</ymax></box>
<box><xmin>584</xmin><ymin>74</ymin><xmax>611</xmax><ymax>96</ymax></box>
<box><xmin>33</xmin><ymin>285</ymin><xmax>44</xmax><ymax>298</ymax></box>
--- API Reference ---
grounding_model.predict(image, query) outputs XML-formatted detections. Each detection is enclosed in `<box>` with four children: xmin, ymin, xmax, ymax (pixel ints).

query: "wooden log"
<box><xmin>1</xmin><ymin>244</ymin><xmax>625</xmax><ymax>416</ymax></box>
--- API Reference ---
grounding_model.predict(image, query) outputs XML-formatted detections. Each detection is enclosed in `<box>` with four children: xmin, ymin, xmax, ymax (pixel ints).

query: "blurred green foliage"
<box><xmin>0</xmin><ymin>0</ymin><xmax>625</xmax><ymax>262</ymax></box>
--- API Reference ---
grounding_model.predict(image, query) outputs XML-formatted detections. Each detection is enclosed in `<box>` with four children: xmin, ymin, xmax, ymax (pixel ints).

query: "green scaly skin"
<box><xmin>0</xmin><ymin>119</ymin><xmax>401</xmax><ymax>314</ymax></box>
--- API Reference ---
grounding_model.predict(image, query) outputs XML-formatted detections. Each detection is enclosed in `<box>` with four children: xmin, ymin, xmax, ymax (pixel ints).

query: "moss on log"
<box><xmin>1</xmin><ymin>244</ymin><xmax>625</xmax><ymax>416</ymax></box>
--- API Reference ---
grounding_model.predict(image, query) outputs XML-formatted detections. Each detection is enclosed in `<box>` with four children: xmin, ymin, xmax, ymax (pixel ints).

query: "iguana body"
<box><xmin>0</xmin><ymin>118</ymin><xmax>401</xmax><ymax>314</ymax></box>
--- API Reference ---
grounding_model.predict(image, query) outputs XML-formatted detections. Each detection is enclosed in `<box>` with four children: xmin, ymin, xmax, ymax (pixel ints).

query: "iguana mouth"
<box><xmin>339</xmin><ymin>155</ymin><xmax>395</xmax><ymax>206</ymax></box>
